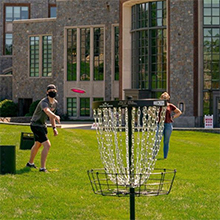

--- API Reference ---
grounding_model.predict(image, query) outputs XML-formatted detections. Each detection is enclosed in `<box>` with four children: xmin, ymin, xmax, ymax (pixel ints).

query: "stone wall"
<box><xmin>9</xmin><ymin>0</ymin><xmax>119</xmax><ymax>116</ymax></box>
<box><xmin>119</xmin><ymin>0</ymin><xmax>198</xmax><ymax>127</ymax></box>
<box><xmin>0</xmin><ymin>56</ymin><xmax>12</xmax><ymax>74</ymax></box>
<box><xmin>3</xmin><ymin>0</ymin><xmax>201</xmax><ymax>126</ymax></box>
<box><xmin>0</xmin><ymin>0</ymin><xmax>56</xmax><ymax>103</ymax></box>
<box><xmin>13</xmin><ymin>19</ymin><xmax>57</xmax><ymax>103</ymax></box>
<box><xmin>0</xmin><ymin>57</ymin><xmax>12</xmax><ymax>100</ymax></box>
<box><xmin>169</xmin><ymin>0</ymin><xmax>195</xmax><ymax>126</ymax></box>
<box><xmin>0</xmin><ymin>75</ymin><xmax>12</xmax><ymax>100</ymax></box>
<box><xmin>0</xmin><ymin>0</ymin><xmax>56</xmax><ymax>73</ymax></box>
<box><xmin>56</xmin><ymin>0</ymin><xmax>119</xmax><ymax>103</ymax></box>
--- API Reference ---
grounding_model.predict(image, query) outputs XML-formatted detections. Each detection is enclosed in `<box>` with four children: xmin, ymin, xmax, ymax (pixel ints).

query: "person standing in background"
<box><xmin>160</xmin><ymin>92</ymin><xmax>182</xmax><ymax>159</ymax></box>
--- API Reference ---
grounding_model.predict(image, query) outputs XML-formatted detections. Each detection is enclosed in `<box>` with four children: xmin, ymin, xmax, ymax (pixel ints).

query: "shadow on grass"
<box><xmin>157</xmin><ymin>157</ymin><xmax>166</xmax><ymax>160</ymax></box>
<box><xmin>16</xmin><ymin>167</ymin><xmax>32</xmax><ymax>175</ymax></box>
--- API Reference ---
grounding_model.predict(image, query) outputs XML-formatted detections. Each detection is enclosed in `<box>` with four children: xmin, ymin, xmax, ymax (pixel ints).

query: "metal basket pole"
<box><xmin>89</xmin><ymin>99</ymin><xmax>177</xmax><ymax>220</ymax></box>
<box><xmin>128</xmin><ymin>105</ymin><xmax>135</xmax><ymax>220</ymax></box>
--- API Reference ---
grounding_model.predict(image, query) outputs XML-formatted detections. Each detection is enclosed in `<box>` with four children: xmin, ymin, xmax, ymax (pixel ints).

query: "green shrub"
<box><xmin>0</xmin><ymin>99</ymin><xmax>18</xmax><ymax>117</ymax></box>
<box><xmin>25</xmin><ymin>100</ymin><xmax>40</xmax><ymax>116</ymax></box>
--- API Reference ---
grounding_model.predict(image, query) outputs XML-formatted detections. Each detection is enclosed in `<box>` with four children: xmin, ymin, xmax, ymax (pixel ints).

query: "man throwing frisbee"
<box><xmin>26</xmin><ymin>84</ymin><xmax>60</xmax><ymax>172</ymax></box>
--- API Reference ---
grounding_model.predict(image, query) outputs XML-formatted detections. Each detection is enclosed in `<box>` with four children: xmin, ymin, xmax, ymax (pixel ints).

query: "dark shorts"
<box><xmin>30</xmin><ymin>125</ymin><xmax>48</xmax><ymax>143</ymax></box>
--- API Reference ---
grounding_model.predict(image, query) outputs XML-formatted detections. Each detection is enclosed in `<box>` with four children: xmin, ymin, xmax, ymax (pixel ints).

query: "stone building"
<box><xmin>0</xmin><ymin>0</ymin><xmax>219</xmax><ymax>127</ymax></box>
<box><xmin>0</xmin><ymin>0</ymin><xmax>57</xmax><ymax>113</ymax></box>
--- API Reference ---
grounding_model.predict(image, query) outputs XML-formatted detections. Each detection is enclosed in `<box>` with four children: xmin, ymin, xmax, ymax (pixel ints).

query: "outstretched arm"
<box><xmin>43</xmin><ymin>107</ymin><xmax>60</xmax><ymax>123</ymax></box>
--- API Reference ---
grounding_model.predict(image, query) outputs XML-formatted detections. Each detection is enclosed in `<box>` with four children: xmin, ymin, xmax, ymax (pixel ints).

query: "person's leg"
<box><xmin>163</xmin><ymin>123</ymin><xmax>173</xmax><ymax>158</ymax></box>
<box><xmin>29</xmin><ymin>125</ymin><xmax>48</xmax><ymax>169</ymax></box>
<box><xmin>40</xmin><ymin>139</ymin><xmax>51</xmax><ymax>169</ymax></box>
<box><xmin>28</xmin><ymin>141</ymin><xmax>42</xmax><ymax>164</ymax></box>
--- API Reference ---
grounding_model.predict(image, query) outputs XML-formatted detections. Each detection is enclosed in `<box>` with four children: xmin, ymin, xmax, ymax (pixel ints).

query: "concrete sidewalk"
<box><xmin>60</xmin><ymin>122</ymin><xmax>220</xmax><ymax>133</ymax></box>
<box><xmin>1</xmin><ymin>121</ymin><xmax>219</xmax><ymax>133</ymax></box>
<box><xmin>0</xmin><ymin>121</ymin><xmax>94</xmax><ymax>130</ymax></box>
<box><xmin>59</xmin><ymin>121</ymin><xmax>93</xmax><ymax>129</ymax></box>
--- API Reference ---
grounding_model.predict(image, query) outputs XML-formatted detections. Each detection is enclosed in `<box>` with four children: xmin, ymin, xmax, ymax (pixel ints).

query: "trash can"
<box><xmin>0</xmin><ymin>145</ymin><xmax>16</xmax><ymax>174</ymax></box>
<box><xmin>20</xmin><ymin>132</ymin><xmax>34</xmax><ymax>150</ymax></box>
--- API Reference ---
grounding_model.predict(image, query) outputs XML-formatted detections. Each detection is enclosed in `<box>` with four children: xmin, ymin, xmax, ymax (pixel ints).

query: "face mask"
<box><xmin>48</xmin><ymin>91</ymin><xmax>57</xmax><ymax>98</ymax></box>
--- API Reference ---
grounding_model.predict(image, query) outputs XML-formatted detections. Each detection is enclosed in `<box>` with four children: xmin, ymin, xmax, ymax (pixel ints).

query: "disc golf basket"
<box><xmin>87</xmin><ymin>99</ymin><xmax>176</xmax><ymax>220</ymax></box>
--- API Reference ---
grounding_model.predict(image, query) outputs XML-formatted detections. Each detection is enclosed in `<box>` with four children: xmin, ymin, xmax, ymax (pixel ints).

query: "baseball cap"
<box><xmin>47</xmin><ymin>84</ymin><xmax>56</xmax><ymax>91</ymax></box>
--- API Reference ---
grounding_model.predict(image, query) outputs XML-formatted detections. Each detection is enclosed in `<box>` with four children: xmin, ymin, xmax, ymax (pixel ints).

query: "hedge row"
<box><xmin>0</xmin><ymin>99</ymin><xmax>40</xmax><ymax>117</ymax></box>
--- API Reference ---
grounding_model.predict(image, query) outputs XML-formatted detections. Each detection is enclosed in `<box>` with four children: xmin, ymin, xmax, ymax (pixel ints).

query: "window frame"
<box><xmin>67</xmin><ymin>97</ymin><xmax>77</xmax><ymax>117</ymax></box>
<box><xmin>29</xmin><ymin>35</ymin><xmax>53</xmax><ymax>78</ymax></box>
<box><xmin>29</xmin><ymin>36</ymin><xmax>40</xmax><ymax>77</ymax></box>
<box><xmin>93</xmin><ymin>97</ymin><xmax>104</xmax><ymax>102</ymax></box>
<box><xmin>131</xmin><ymin>1</ymin><xmax>167</xmax><ymax>94</ymax></box>
<box><xmin>66</xmin><ymin>26</ymin><xmax>105</xmax><ymax>82</ymax></box>
<box><xmin>202</xmin><ymin>0</ymin><xmax>220</xmax><ymax>116</ymax></box>
<box><xmin>3</xmin><ymin>3</ymin><xmax>30</xmax><ymax>55</ymax></box>
<box><xmin>80</xmin><ymin>28</ymin><xmax>90</xmax><ymax>81</ymax></box>
<box><xmin>67</xmin><ymin>28</ymin><xmax>77</xmax><ymax>81</ymax></box>
<box><xmin>48</xmin><ymin>4</ymin><xmax>56</xmax><ymax>18</ymax></box>
<box><xmin>93</xmin><ymin>27</ymin><xmax>104</xmax><ymax>81</ymax></box>
<box><xmin>42</xmin><ymin>35</ymin><xmax>53</xmax><ymax>77</ymax></box>
<box><xmin>80</xmin><ymin>97</ymin><xmax>90</xmax><ymax>117</ymax></box>
<box><xmin>113</xmin><ymin>25</ymin><xmax>119</xmax><ymax>81</ymax></box>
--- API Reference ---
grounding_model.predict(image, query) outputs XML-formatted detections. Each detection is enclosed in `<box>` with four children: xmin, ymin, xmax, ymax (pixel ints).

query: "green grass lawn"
<box><xmin>0</xmin><ymin>124</ymin><xmax>219</xmax><ymax>220</ymax></box>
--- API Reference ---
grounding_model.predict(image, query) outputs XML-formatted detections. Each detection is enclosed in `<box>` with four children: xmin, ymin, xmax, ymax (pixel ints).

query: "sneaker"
<box><xmin>26</xmin><ymin>162</ymin><xmax>37</xmax><ymax>168</ymax></box>
<box><xmin>39</xmin><ymin>168</ymin><xmax>48</xmax><ymax>173</ymax></box>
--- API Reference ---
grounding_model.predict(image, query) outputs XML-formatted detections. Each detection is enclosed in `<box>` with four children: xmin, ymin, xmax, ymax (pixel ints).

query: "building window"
<box><xmin>80</xmin><ymin>98</ymin><xmax>90</xmax><ymax>116</ymax></box>
<box><xmin>30</xmin><ymin>36</ymin><xmax>39</xmax><ymax>77</ymax></box>
<box><xmin>93</xmin><ymin>97</ymin><xmax>104</xmax><ymax>102</ymax></box>
<box><xmin>203</xmin><ymin>0</ymin><xmax>220</xmax><ymax>115</ymax></box>
<box><xmin>94</xmin><ymin>28</ymin><xmax>104</xmax><ymax>80</ymax></box>
<box><xmin>4</xmin><ymin>4</ymin><xmax>29</xmax><ymax>55</ymax></box>
<box><xmin>66</xmin><ymin>27</ymin><xmax>104</xmax><ymax>81</ymax></box>
<box><xmin>80</xmin><ymin>28</ymin><xmax>90</xmax><ymax>81</ymax></box>
<box><xmin>5</xmin><ymin>34</ymin><xmax>13</xmax><ymax>55</ymax></box>
<box><xmin>42</xmin><ymin>36</ymin><xmax>52</xmax><ymax>77</ymax></box>
<box><xmin>49</xmin><ymin>4</ymin><xmax>56</xmax><ymax>18</ymax></box>
<box><xmin>29</xmin><ymin>35</ymin><xmax>52</xmax><ymax>77</ymax></box>
<box><xmin>67</xmin><ymin>29</ymin><xmax>77</xmax><ymax>81</ymax></box>
<box><xmin>131</xmin><ymin>1</ymin><xmax>166</xmax><ymax>96</ymax></box>
<box><xmin>204</xmin><ymin>0</ymin><xmax>220</xmax><ymax>25</ymax></box>
<box><xmin>114</xmin><ymin>26</ymin><xmax>119</xmax><ymax>80</ymax></box>
<box><xmin>67</xmin><ymin>98</ymin><xmax>77</xmax><ymax>117</ymax></box>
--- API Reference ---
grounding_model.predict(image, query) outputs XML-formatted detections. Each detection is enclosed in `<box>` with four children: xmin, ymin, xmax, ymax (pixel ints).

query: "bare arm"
<box><xmin>50</xmin><ymin>117</ymin><xmax>56</xmax><ymax>128</ymax></box>
<box><xmin>43</xmin><ymin>107</ymin><xmax>60</xmax><ymax>124</ymax></box>
<box><xmin>50</xmin><ymin>117</ymin><xmax>59</xmax><ymax>136</ymax></box>
<box><xmin>173</xmin><ymin>107</ymin><xmax>182</xmax><ymax>119</ymax></box>
<box><xmin>44</xmin><ymin>107</ymin><xmax>60</xmax><ymax>136</ymax></box>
